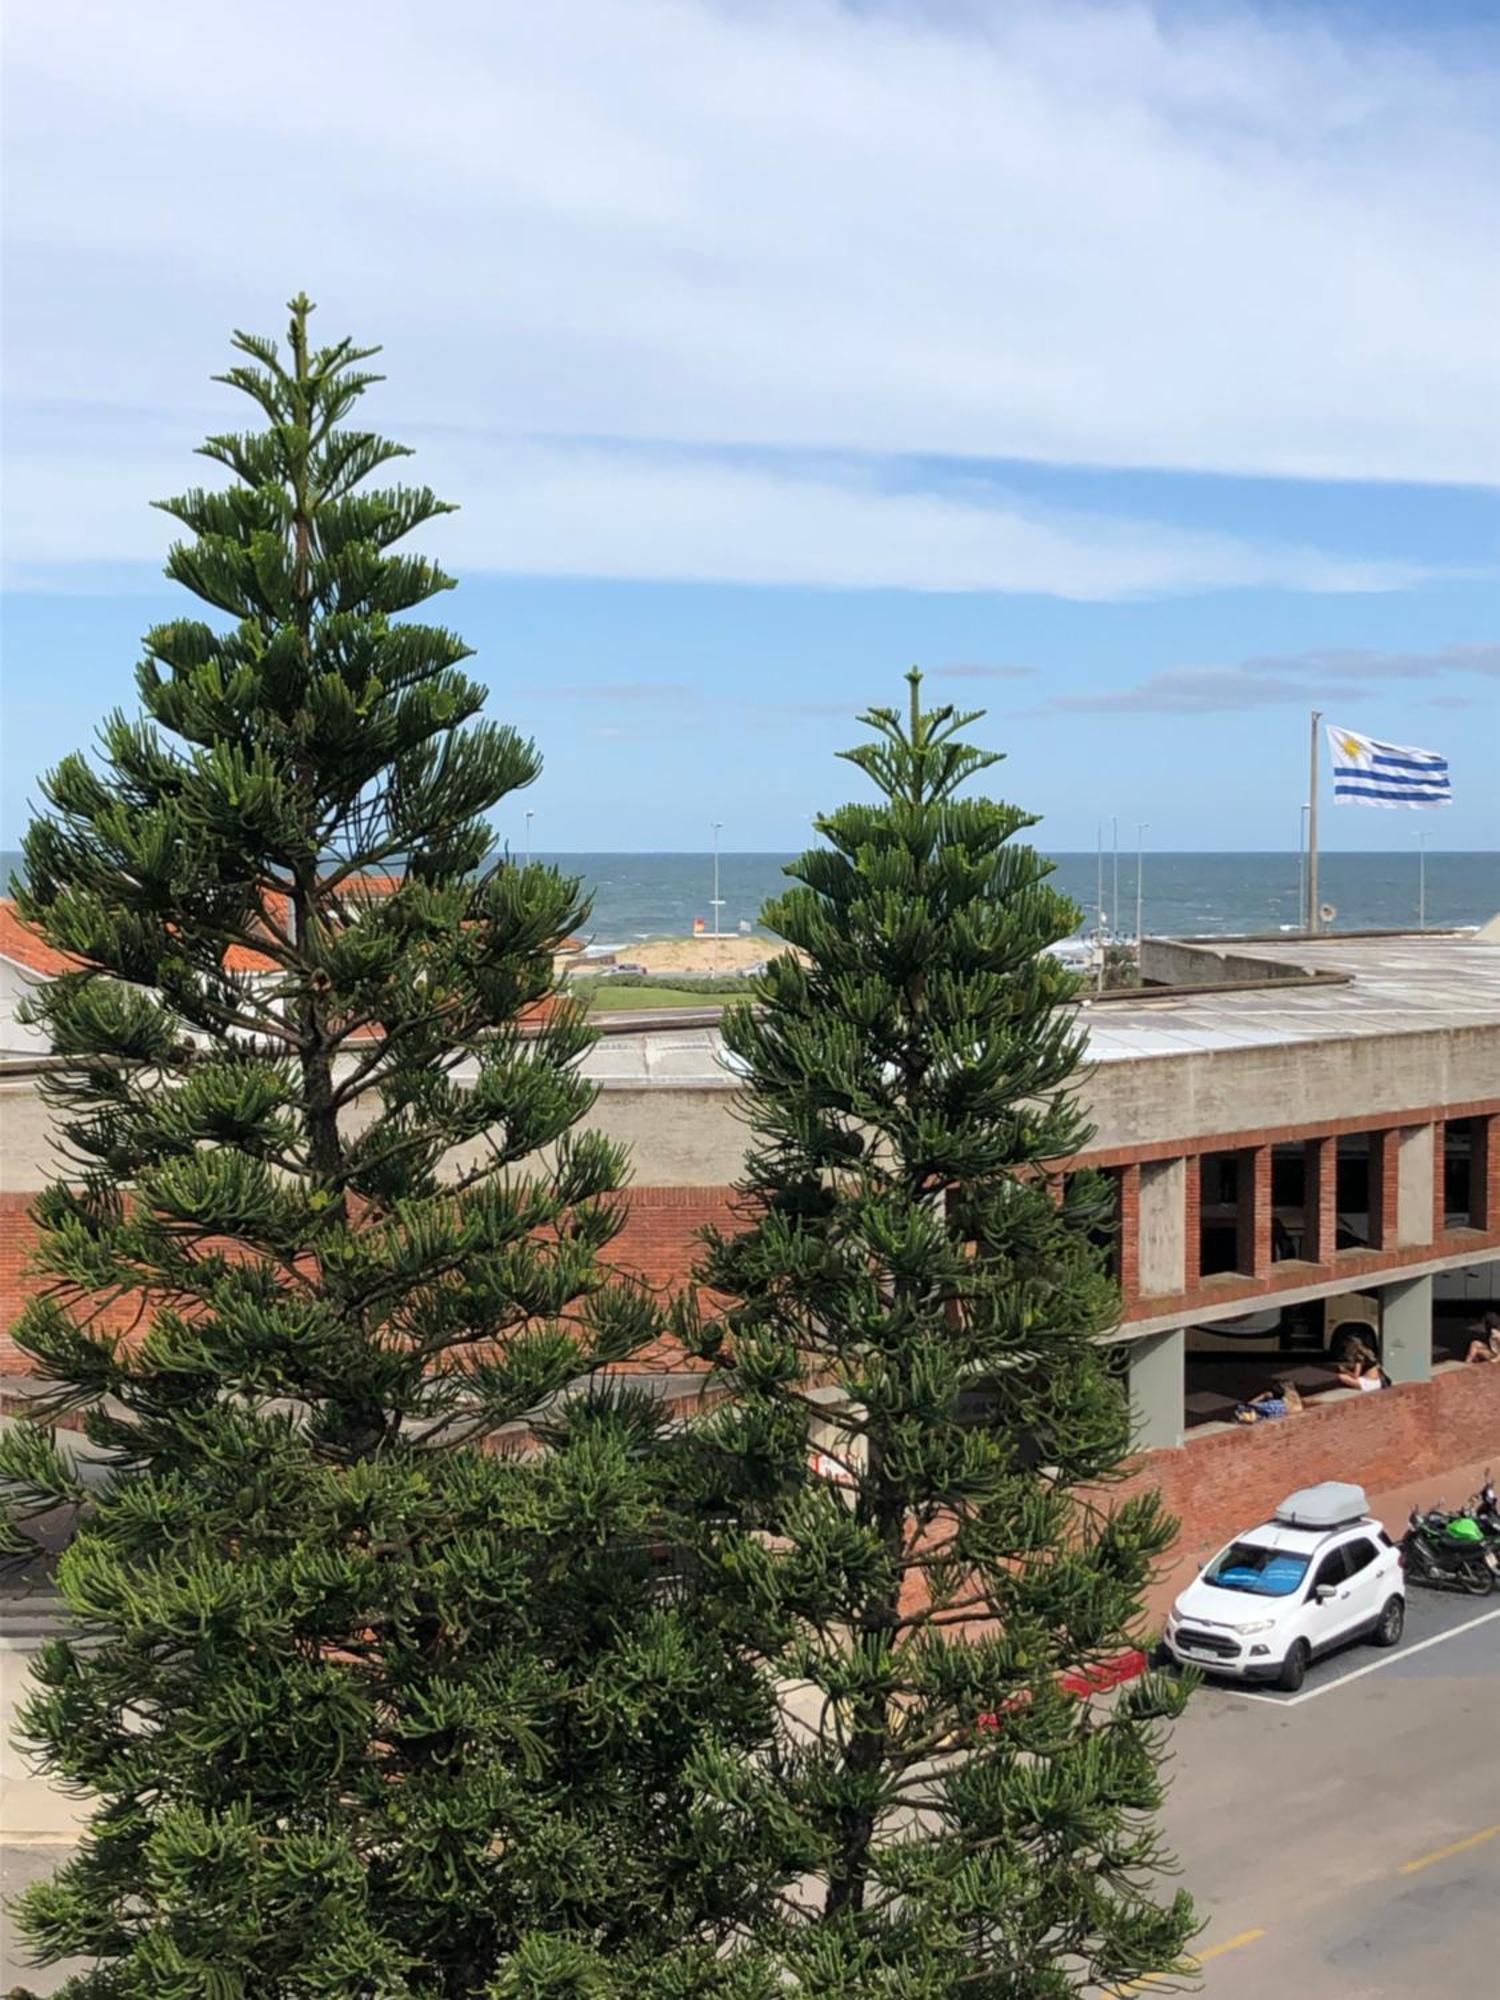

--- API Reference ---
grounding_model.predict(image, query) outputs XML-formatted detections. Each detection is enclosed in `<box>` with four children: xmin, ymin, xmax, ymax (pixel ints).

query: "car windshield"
<box><xmin>1203</xmin><ymin>1541</ymin><xmax>1310</xmax><ymax>1597</ymax></box>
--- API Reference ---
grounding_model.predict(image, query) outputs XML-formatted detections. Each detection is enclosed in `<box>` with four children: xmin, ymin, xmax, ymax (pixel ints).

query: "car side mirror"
<box><xmin>1315</xmin><ymin>1583</ymin><xmax>1337</xmax><ymax>1602</ymax></box>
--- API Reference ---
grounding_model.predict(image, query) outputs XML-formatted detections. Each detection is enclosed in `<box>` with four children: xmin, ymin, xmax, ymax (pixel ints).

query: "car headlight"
<box><xmin>1236</xmin><ymin>1619</ymin><xmax>1276</xmax><ymax>1636</ymax></box>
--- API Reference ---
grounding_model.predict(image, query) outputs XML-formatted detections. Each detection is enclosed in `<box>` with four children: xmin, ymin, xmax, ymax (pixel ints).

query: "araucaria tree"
<box><xmin>1</xmin><ymin>299</ymin><xmax>775</xmax><ymax>1998</ymax></box>
<box><xmin>695</xmin><ymin>674</ymin><xmax>1195</xmax><ymax>1996</ymax></box>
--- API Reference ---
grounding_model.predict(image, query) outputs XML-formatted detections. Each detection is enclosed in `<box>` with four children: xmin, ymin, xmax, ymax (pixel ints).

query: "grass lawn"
<box><xmin>570</xmin><ymin>981</ymin><xmax>747</xmax><ymax>1012</ymax></box>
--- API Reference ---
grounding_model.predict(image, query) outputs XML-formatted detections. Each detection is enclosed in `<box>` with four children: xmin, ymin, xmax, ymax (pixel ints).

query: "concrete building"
<box><xmin>3</xmin><ymin>923</ymin><xmax>1498</xmax><ymax>1560</ymax></box>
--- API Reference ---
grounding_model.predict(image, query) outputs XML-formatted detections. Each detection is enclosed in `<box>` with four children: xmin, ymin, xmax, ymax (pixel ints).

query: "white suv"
<box><xmin>1163</xmin><ymin>1482</ymin><xmax>1405</xmax><ymax>1693</ymax></box>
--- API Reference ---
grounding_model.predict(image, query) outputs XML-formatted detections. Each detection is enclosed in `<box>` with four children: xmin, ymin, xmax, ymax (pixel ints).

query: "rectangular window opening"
<box><xmin>1442</xmin><ymin>1118</ymin><xmax>1476</xmax><ymax>1231</ymax></box>
<box><xmin>1270</xmin><ymin>1141</ymin><xmax>1307</xmax><ymax>1262</ymax></box>
<box><xmin>1198</xmin><ymin>1150</ymin><xmax>1243</xmax><ymax>1277</ymax></box>
<box><xmin>1334</xmin><ymin>1134</ymin><xmax>1371</xmax><ymax>1253</ymax></box>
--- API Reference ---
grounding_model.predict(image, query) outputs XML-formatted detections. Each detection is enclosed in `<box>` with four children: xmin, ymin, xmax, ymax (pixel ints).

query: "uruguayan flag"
<box><xmin>1327</xmin><ymin>724</ymin><xmax>1451</xmax><ymax>809</ymax></box>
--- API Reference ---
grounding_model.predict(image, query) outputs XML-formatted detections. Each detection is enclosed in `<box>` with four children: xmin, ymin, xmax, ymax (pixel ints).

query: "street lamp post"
<box><xmin>711</xmin><ymin>822</ymin><xmax>724</xmax><ymax>942</ymax></box>
<box><xmin>1112</xmin><ymin>817</ymin><xmax>1119</xmax><ymax>944</ymax></box>
<box><xmin>1417</xmin><ymin>830</ymin><xmax>1431</xmax><ymax>930</ymax></box>
<box><xmin>1298</xmin><ymin>802</ymin><xmax>1310</xmax><ymax>931</ymax></box>
<box><xmin>1135</xmin><ymin>822</ymin><xmax>1149</xmax><ymax>951</ymax></box>
<box><xmin>1095</xmin><ymin>824</ymin><xmax>1105</xmax><ymax>992</ymax></box>
<box><xmin>524</xmin><ymin>810</ymin><xmax>534</xmax><ymax>868</ymax></box>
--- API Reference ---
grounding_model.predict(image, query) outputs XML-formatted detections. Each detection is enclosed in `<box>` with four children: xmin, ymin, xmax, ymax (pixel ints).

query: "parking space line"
<box><xmin>1108</xmin><ymin>1927</ymin><xmax>1265</xmax><ymax>1993</ymax></box>
<box><xmin>1209</xmin><ymin>1604</ymin><xmax>1500</xmax><ymax>1707</ymax></box>
<box><xmin>1399</xmin><ymin>1822</ymin><xmax>1500</xmax><ymax>1876</ymax></box>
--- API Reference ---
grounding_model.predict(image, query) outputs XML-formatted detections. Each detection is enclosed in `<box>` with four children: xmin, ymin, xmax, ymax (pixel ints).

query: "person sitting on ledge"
<box><xmin>1334</xmin><ymin>1351</ymin><xmax>1387</xmax><ymax>1392</ymax></box>
<box><xmin>1465</xmin><ymin>1312</ymin><xmax>1500</xmax><ymax>1365</ymax></box>
<box><xmin>1234</xmin><ymin>1379</ymin><xmax>1303</xmax><ymax>1424</ymax></box>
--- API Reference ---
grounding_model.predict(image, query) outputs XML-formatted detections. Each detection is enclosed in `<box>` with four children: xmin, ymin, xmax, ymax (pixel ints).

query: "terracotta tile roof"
<box><xmin>0</xmin><ymin>894</ymin><xmax>290</xmax><ymax>977</ymax></box>
<box><xmin>2</xmin><ymin>887</ymin><xmax>568</xmax><ymax>1042</ymax></box>
<box><xmin>221</xmin><ymin>889</ymin><xmax>288</xmax><ymax>973</ymax></box>
<box><xmin>341</xmin><ymin>874</ymin><xmax>404</xmax><ymax>900</ymax></box>
<box><xmin>0</xmin><ymin>901</ymin><xmax>84</xmax><ymax>976</ymax></box>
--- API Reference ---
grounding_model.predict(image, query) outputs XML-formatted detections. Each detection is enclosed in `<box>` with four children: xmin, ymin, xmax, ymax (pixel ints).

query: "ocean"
<box><xmin>5</xmin><ymin>848</ymin><xmax>1493</xmax><ymax>944</ymax></box>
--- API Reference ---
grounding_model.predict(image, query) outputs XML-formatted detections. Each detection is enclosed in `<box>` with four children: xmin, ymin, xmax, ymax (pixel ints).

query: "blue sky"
<box><xmin>3</xmin><ymin>0</ymin><xmax>1497</xmax><ymax>852</ymax></box>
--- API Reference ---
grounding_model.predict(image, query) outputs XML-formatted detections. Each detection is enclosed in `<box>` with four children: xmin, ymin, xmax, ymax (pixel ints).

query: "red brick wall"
<box><xmin>0</xmin><ymin>1192</ymin><xmax>154</xmax><ymax>1374</ymax></box>
<box><xmin>1238</xmin><ymin>1144</ymin><xmax>1272</xmax><ymax>1278</ymax></box>
<box><xmin>1075</xmin><ymin>1095</ymin><xmax>1500</xmax><ymax>1172</ymax></box>
<box><xmin>1475</xmin><ymin>1113</ymin><xmax>1498</xmax><ymax>1232</ymax></box>
<box><xmin>1305</xmin><ymin>1134</ymin><xmax>1337</xmax><ymax>1264</ymax></box>
<box><xmin>8</xmin><ymin>1187</ymin><xmax>1500</xmax><ymax>1583</ymax></box>
<box><xmin>0</xmin><ymin>1195</ymin><xmax>30</xmax><ymax>1369</ymax></box>
<box><xmin>1182</xmin><ymin>1157</ymin><xmax>1202</xmax><ymax>1291</ymax></box>
<box><xmin>1110</xmin><ymin>1363</ymin><xmax>1500</xmax><ymax>1575</ymax></box>
<box><xmin>0</xmin><ymin>1186</ymin><xmax>743</xmax><ymax>1376</ymax></box>
<box><xmin>1117</xmin><ymin>1165</ymin><xmax>1141</xmax><ymax>1302</ymax></box>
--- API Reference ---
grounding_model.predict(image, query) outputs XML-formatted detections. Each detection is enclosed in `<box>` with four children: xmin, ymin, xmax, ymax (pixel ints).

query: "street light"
<box><xmin>1417</xmin><ymin>829</ymin><xmax>1431</xmax><ymax>930</ymax></box>
<box><xmin>524</xmin><ymin>810</ymin><xmax>534</xmax><ymax>868</ymax></box>
<box><xmin>1135</xmin><ymin>823</ymin><xmax>1149</xmax><ymax>950</ymax></box>
<box><xmin>710</xmin><ymin>822</ymin><xmax>724</xmax><ymax>941</ymax></box>
<box><xmin>1298</xmin><ymin>802</ymin><xmax>1310</xmax><ymax>931</ymax></box>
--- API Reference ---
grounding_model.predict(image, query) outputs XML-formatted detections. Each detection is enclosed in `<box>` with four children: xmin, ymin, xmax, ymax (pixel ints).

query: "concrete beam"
<box><xmin>1115</xmin><ymin>1241</ymin><xmax>1498</xmax><ymax>1339</ymax></box>
<box><xmin>1395</xmin><ymin>1122</ymin><xmax>1436</xmax><ymax>1247</ymax></box>
<box><xmin>1126</xmin><ymin>1327</ymin><xmax>1185</xmax><ymax>1451</ymax></box>
<box><xmin>1380</xmin><ymin>1273</ymin><xmax>1433</xmax><ymax>1385</ymax></box>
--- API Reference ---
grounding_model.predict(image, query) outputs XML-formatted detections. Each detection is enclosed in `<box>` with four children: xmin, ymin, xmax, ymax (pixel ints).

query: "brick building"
<box><xmin>3</xmin><ymin>922</ymin><xmax>1498</xmax><ymax>1554</ymax></box>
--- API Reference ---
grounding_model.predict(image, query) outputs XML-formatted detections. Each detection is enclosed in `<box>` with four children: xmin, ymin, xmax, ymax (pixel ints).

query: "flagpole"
<box><xmin>1306</xmin><ymin>709</ymin><xmax>1322</xmax><ymax>934</ymax></box>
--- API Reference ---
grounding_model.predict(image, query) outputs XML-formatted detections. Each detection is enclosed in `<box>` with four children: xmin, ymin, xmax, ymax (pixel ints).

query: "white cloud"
<box><xmin>3</xmin><ymin>0</ymin><xmax>1498</xmax><ymax>589</ymax></box>
<box><xmin>0</xmin><ymin>431</ymin><xmax>1424</xmax><ymax>597</ymax></box>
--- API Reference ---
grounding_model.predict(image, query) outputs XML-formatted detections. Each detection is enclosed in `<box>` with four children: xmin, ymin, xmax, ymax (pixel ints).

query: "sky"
<box><xmin>2</xmin><ymin>0</ymin><xmax>1497</xmax><ymax>855</ymax></box>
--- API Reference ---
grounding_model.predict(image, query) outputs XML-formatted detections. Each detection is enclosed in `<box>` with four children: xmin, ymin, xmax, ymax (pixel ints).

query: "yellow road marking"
<box><xmin>1400</xmin><ymin>1822</ymin><xmax>1500</xmax><ymax>1876</ymax></box>
<box><xmin>1109</xmin><ymin>1928</ymin><xmax>1265</xmax><ymax>1993</ymax></box>
<box><xmin>1196</xmin><ymin>1929</ymin><xmax>1268</xmax><ymax>1964</ymax></box>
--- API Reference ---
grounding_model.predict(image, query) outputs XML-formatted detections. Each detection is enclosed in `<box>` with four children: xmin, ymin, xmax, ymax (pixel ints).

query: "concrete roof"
<box><xmin>1084</xmin><ymin>932</ymin><xmax>1500</xmax><ymax>1064</ymax></box>
<box><xmin>576</xmin><ymin>931</ymin><xmax>1500</xmax><ymax>1084</ymax></box>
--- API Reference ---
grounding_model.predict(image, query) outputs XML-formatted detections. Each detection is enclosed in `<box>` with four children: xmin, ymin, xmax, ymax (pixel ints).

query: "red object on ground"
<box><xmin>976</xmin><ymin>1647</ymin><xmax>1149</xmax><ymax>1729</ymax></box>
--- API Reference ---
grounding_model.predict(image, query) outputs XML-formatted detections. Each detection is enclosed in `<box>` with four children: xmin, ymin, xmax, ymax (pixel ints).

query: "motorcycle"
<box><xmin>1402</xmin><ymin>1505</ymin><xmax>1498</xmax><ymax>1596</ymax></box>
<box><xmin>1468</xmin><ymin>1474</ymin><xmax>1500</xmax><ymax>1544</ymax></box>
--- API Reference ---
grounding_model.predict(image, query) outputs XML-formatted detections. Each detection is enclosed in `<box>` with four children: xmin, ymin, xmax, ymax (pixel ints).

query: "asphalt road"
<box><xmin>1150</xmin><ymin>1597</ymin><xmax>1500</xmax><ymax>1998</ymax></box>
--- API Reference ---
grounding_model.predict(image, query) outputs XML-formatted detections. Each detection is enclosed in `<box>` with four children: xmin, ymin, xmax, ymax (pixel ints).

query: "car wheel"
<box><xmin>1371</xmin><ymin>1595</ymin><xmax>1404</xmax><ymax>1648</ymax></box>
<box><xmin>1276</xmin><ymin>1640</ymin><xmax>1310</xmax><ymax>1693</ymax></box>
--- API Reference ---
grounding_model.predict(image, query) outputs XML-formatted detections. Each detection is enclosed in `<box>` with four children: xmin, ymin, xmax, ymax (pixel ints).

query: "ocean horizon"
<box><xmin>4</xmin><ymin>848</ymin><xmax>1495</xmax><ymax>945</ymax></box>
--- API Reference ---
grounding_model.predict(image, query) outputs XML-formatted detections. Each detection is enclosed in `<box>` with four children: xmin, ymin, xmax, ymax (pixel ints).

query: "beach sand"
<box><xmin>627</xmin><ymin>934</ymin><xmax>783</xmax><ymax>975</ymax></box>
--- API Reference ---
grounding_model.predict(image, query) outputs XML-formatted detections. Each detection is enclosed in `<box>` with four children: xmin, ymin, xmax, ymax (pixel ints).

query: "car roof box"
<box><xmin>1274</xmin><ymin>1481</ymin><xmax>1368</xmax><ymax>1529</ymax></box>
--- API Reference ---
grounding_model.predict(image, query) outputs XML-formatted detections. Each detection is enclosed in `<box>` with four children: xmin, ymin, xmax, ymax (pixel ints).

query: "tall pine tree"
<box><xmin>692</xmin><ymin>673</ymin><xmax>1195</xmax><ymax>1997</ymax></box>
<box><xmin>1</xmin><ymin>298</ymin><xmax>777</xmax><ymax>1999</ymax></box>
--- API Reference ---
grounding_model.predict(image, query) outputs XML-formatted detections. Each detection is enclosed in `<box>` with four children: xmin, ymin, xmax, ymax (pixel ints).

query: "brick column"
<box><xmin>1433</xmin><ymin>1120</ymin><xmax>1449</xmax><ymax>1242</ymax></box>
<box><xmin>1304</xmin><ymin>1135</ymin><xmax>1337</xmax><ymax>1265</ymax></box>
<box><xmin>1183</xmin><ymin>1155</ymin><xmax>1202</xmax><ymax>1292</ymax></box>
<box><xmin>1474</xmin><ymin>1114</ymin><xmax>1498</xmax><ymax>1232</ymax></box>
<box><xmin>1237</xmin><ymin>1143</ymin><xmax>1272</xmax><ymax>1277</ymax></box>
<box><xmin>1117</xmin><ymin>1165</ymin><xmax>1141</xmax><ymax>1304</ymax></box>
